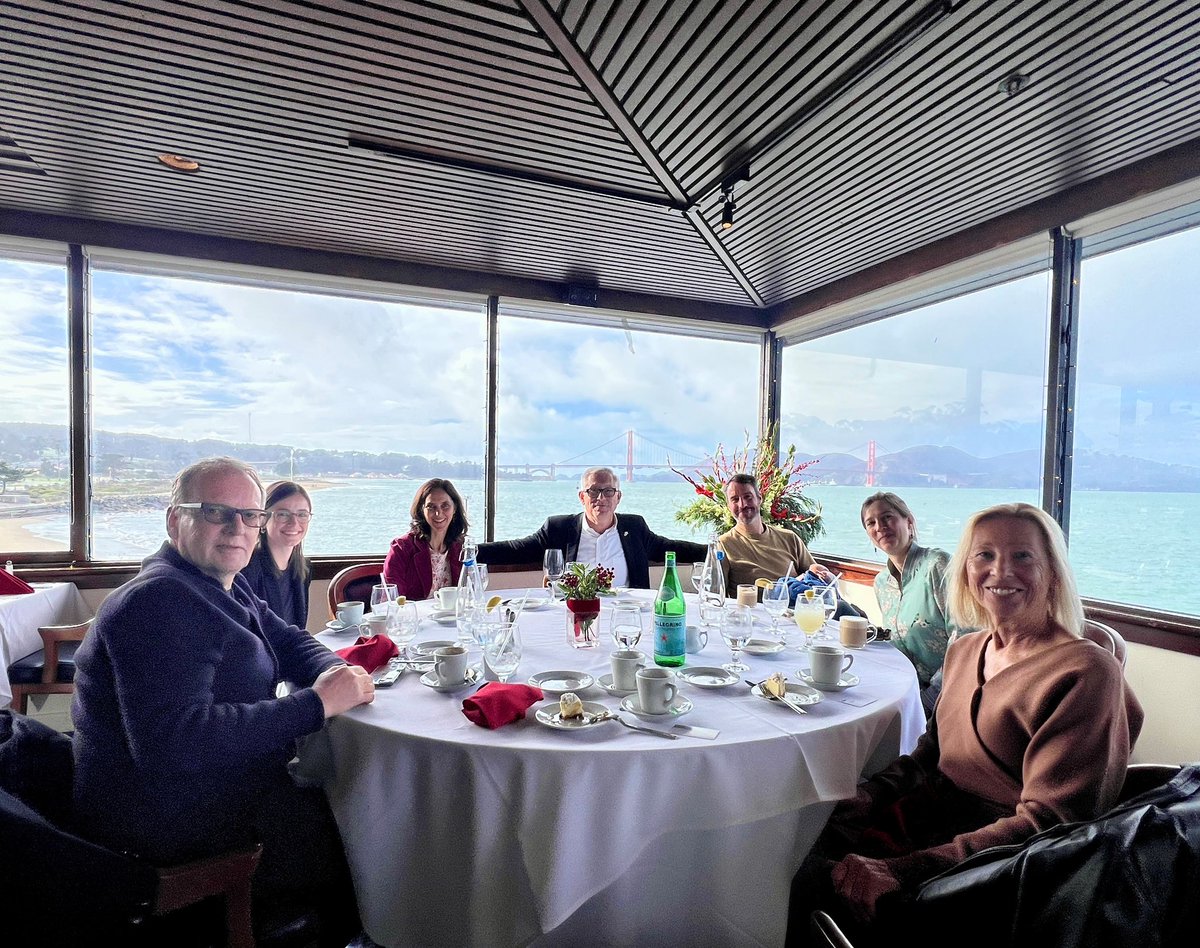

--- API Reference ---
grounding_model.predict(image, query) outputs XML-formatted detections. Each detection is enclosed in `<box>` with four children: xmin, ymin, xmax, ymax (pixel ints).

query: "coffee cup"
<box><xmin>366</xmin><ymin>613</ymin><xmax>389</xmax><ymax>637</ymax></box>
<box><xmin>433</xmin><ymin>645</ymin><xmax>469</xmax><ymax>684</ymax></box>
<box><xmin>736</xmin><ymin>584</ymin><xmax>758</xmax><ymax>608</ymax></box>
<box><xmin>839</xmin><ymin>616</ymin><xmax>877</xmax><ymax>649</ymax></box>
<box><xmin>685</xmin><ymin>625</ymin><xmax>708</xmax><ymax>654</ymax></box>
<box><xmin>635</xmin><ymin>666</ymin><xmax>677</xmax><ymax>714</ymax></box>
<box><xmin>610</xmin><ymin>649</ymin><xmax>645</xmax><ymax>691</ymax></box>
<box><xmin>336</xmin><ymin>601</ymin><xmax>364</xmax><ymax>628</ymax></box>
<box><xmin>806</xmin><ymin>644</ymin><xmax>854</xmax><ymax>686</ymax></box>
<box><xmin>435</xmin><ymin>587</ymin><xmax>459</xmax><ymax>610</ymax></box>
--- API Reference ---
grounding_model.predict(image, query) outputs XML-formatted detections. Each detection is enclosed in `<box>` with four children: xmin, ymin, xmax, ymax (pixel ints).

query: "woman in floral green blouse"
<box><xmin>861</xmin><ymin>492</ymin><xmax>960</xmax><ymax>715</ymax></box>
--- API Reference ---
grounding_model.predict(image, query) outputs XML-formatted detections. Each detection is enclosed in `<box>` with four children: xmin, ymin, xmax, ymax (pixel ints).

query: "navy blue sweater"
<box><xmin>72</xmin><ymin>543</ymin><xmax>339</xmax><ymax>861</ymax></box>
<box><xmin>239</xmin><ymin>544</ymin><xmax>311</xmax><ymax>630</ymax></box>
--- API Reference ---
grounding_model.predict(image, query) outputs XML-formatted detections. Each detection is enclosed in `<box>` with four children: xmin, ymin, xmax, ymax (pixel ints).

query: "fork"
<box><xmin>591</xmin><ymin>710</ymin><xmax>678</xmax><ymax>739</ymax></box>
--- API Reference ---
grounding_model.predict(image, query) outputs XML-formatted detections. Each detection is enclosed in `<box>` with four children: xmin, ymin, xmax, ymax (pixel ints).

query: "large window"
<box><xmin>1072</xmin><ymin>224</ymin><xmax>1200</xmax><ymax>616</ymax></box>
<box><xmin>88</xmin><ymin>269</ymin><xmax>487</xmax><ymax>560</ymax></box>
<box><xmin>780</xmin><ymin>273</ymin><xmax>1050</xmax><ymax>562</ymax></box>
<box><xmin>495</xmin><ymin>312</ymin><xmax>761</xmax><ymax>543</ymax></box>
<box><xmin>0</xmin><ymin>253</ymin><xmax>71</xmax><ymax>555</ymax></box>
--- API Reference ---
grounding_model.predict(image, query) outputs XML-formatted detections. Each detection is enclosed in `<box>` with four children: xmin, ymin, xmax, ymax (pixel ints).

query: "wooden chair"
<box><xmin>1082</xmin><ymin>619</ymin><xmax>1127</xmax><ymax>667</ymax></box>
<box><xmin>326</xmin><ymin>562</ymin><xmax>384</xmax><ymax>620</ymax></box>
<box><xmin>7</xmin><ymin>620</ymin><xmax>92</xmax><ymax>714</ymax></box>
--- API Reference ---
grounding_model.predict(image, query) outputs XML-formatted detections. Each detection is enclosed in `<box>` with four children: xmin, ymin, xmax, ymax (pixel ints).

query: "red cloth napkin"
<box><xmin>334</xmin><ymin>634</ymin><xmax>398</xmax><ymax>674</ymax></box>
<box><xmin>462</xmin><ymin>683</ymin><xmax>544</xmax><ymax>729</ymax></box>
<box><xmin>0</xmin><ymin>571</ymin><xmax>34</xmax><ymax>595</ymax></box>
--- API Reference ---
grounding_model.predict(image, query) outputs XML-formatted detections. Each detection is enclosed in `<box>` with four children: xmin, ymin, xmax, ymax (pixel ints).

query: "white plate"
<box><xmin>619</xmin><ymin>694</ymin><xmax>694</xmax><ymax>719</ymax></box>
<box><xmin>428</xmin><ymin>608</ymin><xmax>456</xmax><ymax>620</ymax></box>
<box><xmin>419</xmin><ymin>666</ymin><xmax>482</xmax><ymax>692</ymax></box>
<box><xmin>798</xmin><ymin>670</ymin><xmax>860</xmax><ymax>692</ymax></box>
<box><xmin>413</xmin><ymin>639</ymin><xmax>457</xmax><ymax>656</ymax></box>
<box><xmin>750</xmin><ymin>681</ymin><xmax>822</xmax><ymax>708</ymax></box>
<box><xmin>324</xmin><ymin>620</ymin><xmax>360</xmax><ymax>634</ymax></box>
<box><xmin>742</xmin><ymin>639</ymin><xmax>786</xmax><ymax>655</ymax></box>
<box><xmin>677</xmin><ymin>666</ymin><xmax>740</xmax><ymax>689</ymax></box>
<box><xmin>428</xmin><ymin>613</ymin><xmax>459</xmax><ymax>626</ymax></box>
<box><xmin>506</xmin><ymin>596</ymin><xmax>553</xmax><ymax>612</ymax></box>
<box><xmin>597</xmin><ymin>673</ymin><xmax>637</xmax><ymax>696</ymax></box>
<box><xmin>528</xmin><ymin>670</ymin><xmax>595</xmax><ymax>694</ymax></box>
<box><xmin>534</xmin><ymin>700</ymin><xmax>611</xmax><ymax>730</ymax></box>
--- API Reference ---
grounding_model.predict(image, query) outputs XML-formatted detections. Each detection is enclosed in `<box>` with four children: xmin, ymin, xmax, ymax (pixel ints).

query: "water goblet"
<box><xmin>609</xmin><ymin>603</ymin><xmax>643</xmax><ymax>649</ymax></box>
<box><xmin>543</xmin><ymin>549</ymin><xmax>565</xmax><ymax>600</ymax></box>
<box><xmin>721</xmin><ymin>605</ymin><xmax>753</xmax><ymax>673</ymax></box>
<box><xmin>763</xmin><ymin>580</ymin><xmax>790</xmax><ymax>638</ymax></box>
<box><xmin>387</xmin><ymin>601</ymin><xmax>418</xmax><ymax>657</ymax></box>
<box><xmin>813</xmin><ymin>582</ymin><xmax>839</xmax><ymax>640</ymax></box>
<box><xmin>482</xmin><ymin>621</ymin><xmax>522</xmax><ymax>683</ymax></box>
<box><xmin>371</xmin><ymin>582</ymin><xmax>398</xmax><ymax>617</ymax></box>
<box><xmin>476</xmin><ymin>563</ymin><xmax>490</xmax><ymax>591</ymax></box>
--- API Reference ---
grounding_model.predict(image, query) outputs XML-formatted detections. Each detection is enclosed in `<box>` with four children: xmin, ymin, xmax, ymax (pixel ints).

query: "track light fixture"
<box><xmin>720</xmin><ymin>186</ymin><xmax>736</xmax><ymax>230</ymax></box>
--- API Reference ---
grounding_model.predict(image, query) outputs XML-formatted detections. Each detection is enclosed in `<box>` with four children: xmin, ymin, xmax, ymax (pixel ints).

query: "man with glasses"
<box><xmin>72</xmin><ymin>457</ymin><xmax>372</xmax><ymax>943</ymax></box>
<box><xmin>479</xmin><ymin>466</ymin><xmax>705</xmax><ymax>589</ymax></box>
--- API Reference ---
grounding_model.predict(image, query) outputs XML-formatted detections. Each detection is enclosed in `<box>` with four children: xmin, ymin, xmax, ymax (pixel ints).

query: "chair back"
<box><xmin>327</xmin><ymin>562</ymin><xmax>385</xmax><ymax>619</ymax></box>
<box><xmin>1082</xmin><ymin>619</ymin><xmax>1127</xmax><ymax>667</ymax></box>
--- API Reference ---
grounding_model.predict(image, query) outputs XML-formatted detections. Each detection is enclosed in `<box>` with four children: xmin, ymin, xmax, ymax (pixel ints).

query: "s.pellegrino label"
<box><xmin>654</xmin><ymin>551</ymin><xmax>687</xmax><ymax>667</ymax></box>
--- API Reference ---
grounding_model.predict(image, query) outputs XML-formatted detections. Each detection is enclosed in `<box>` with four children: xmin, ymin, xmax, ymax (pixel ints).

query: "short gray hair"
<box><xmin>579</xmin><ymin>466</ymin><xmax>620</xmax><ymax>491</ymax></box>
<box><xmin>171</xmin><ymin>457</ymin><xmax>264</xmax><ymax>507</ymax></box>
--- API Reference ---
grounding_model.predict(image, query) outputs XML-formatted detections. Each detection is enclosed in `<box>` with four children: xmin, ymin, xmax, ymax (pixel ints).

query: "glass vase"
<box><xmin>565</xmin><ymin>598</ymin><xmax>601</xmax><ymax>648</ymax></box>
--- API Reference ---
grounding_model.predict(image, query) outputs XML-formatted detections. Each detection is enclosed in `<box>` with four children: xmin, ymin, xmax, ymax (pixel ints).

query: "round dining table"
<box><xmin>314</xmin><ymin>588</ymin><xmax>923</xmax><ymax>948</ymax></box>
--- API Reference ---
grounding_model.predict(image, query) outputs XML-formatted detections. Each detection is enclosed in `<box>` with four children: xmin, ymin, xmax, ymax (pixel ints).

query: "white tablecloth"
<box><xmin>315</xmin><ymin>590</ymin><xmax>923</xmax><ymax>948</ymax></box>
<box><xmin>0</xmin><ymin>582</ymin><xmax>91</xmax><ymax>708</ymax></box>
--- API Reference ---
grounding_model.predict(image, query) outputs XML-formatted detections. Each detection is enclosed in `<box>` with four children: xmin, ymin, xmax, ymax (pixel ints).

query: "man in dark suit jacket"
<box><xmin>478</xmin><ymin>466</ymin><xmax>706</xmax><ymax>589</ymax></box>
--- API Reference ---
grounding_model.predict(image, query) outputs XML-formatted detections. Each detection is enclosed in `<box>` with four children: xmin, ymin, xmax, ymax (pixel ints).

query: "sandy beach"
<box><xmin>0</xmin><ymin>515</ymin><xmax>66</xmax><ymax>553</ymax></box>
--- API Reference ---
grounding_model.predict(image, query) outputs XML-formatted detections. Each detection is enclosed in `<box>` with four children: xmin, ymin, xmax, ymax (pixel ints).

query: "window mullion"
<box><xmin>1041</xmin><ymin>226</ymin><xmax>1082</xmax><ymax>539</ymax></box>
<box><xmin>67</xmin><ymin>244</ymin><xmax>91</xmax><ymax>562</ymax></box>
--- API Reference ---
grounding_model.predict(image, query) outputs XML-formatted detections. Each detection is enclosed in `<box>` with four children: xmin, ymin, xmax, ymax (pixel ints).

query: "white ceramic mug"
<box><xmin>611</xmin><ymin>649</ymin><xmax>645</xmax><ymax>691</ymax></box>
<box><xmin>366</xmin><ymin>613</ymin><xmax>389</xmax><ymax>637</ymax></box>
<box><xmin>839</xmin><ymin>616</ymin><xmax>877</xmax><ymax>648</ymax></box>
<box><xmin>807</xmin><ymin>644</ymin><xmax>854</xmax><ymax>686</ymax></box>
<box><xmin>433</xmin><ymin>645</ymin><xmax>469</xmax><ymax>684</ymax></box>
<box><xmin>685</xmin><ymin>625</ymin><xmax>708</xmax><ymax>654</ymax></box>
<box><xmin>635</xmin><ymin>666</ymin><xmax>677</xmax><ymax>714</ymax></box>
<box><xmin>436</xmin><ymin>587</ymin><xmax>459</xmax><ymax>610</ymax></box>
<box><xmin>336</xmin><ymin>600</ymin><xmax>364</xmax><ymax>627</ymax></box>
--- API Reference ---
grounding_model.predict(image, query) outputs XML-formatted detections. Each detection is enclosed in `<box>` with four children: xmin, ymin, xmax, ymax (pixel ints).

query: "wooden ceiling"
<box><xmin>2</xmin><ymin>0</ymin><xmax>1199</xmax><ymax>324</ymax></box>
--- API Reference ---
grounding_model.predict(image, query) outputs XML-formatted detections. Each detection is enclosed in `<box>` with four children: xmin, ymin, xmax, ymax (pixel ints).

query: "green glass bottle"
<box><xmin>653</xmin><ymin>551</ymin><xmax>687</xmax><ymax>667</ymax></box>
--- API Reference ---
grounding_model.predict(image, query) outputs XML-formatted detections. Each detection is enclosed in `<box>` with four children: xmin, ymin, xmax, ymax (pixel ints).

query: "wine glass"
<box><xmin>690</xmin><ymin>562</ymin><xmax>706</xmax><ymax>593</ymax></box>
<box><xmin>387</xmin><ymin>601</ymin><xmax>418</xmax><ymax>657</ymax></box>
<box><xmin>793</xmin><ymin>591</ymin><xmax>825</xmax><ymax>648</ymax></box>
<box><xmin>482</xmin><ymin>621</ymin><xmax>522</xmax><ymax>683</ymax></box>
<box><xmin>543</xmin><ymin>549</ymin><xmax>565</xmax><ymax>600</ymax></box>
<box><xmin>721</xmin><ymin>605</ymin><xmax>753</xmax><ymax>673</ymax></box>
<box><xmin>609</xmin><ymin>603</ymin><xmax>643</xmax><ymax>649</ymax></box>
<box><xmin>813</xmin><ymin>582</ymin><xmax>839</xmax><ymax>640</ymax></box>
<box><xmin>763</xmin><ymin>580</ymin><xmax>791</xmax><ymax>638</ymax></box>
<box><xmin>476</xmin><ymin>563</ymin><xmax>490</xmax><ymax>591</ymax></box>
<box><xmin>371</xmin><ymin>582</ymin><xmax>398</xmax><ymax>617</ymax></box>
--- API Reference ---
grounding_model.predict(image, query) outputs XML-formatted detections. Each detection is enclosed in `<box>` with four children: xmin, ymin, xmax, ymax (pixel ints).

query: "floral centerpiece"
<box><xmin>560</xmin><ymin>562</ymin><xmax>614</xmax><ymax>649</ymax></box>
<box><xmin>671</xmin><ymin>426</ymin><xmax>824</xmax><ymax>545</ymax></box>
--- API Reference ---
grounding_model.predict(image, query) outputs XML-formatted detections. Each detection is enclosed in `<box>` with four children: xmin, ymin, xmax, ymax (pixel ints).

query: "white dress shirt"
<box><xmin>576</xmin><ymin>514</ymin><xmax>629</xmax><ymax>588</ymax></box>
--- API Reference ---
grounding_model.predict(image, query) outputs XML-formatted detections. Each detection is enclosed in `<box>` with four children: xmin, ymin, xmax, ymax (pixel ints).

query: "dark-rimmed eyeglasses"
<box><xmin>176</xmin><ymin>502</ymin><xmax>270</xmax><ymax>528</ymax></box>
<box><xmin>271</xmin><ymin>510</ymin><xmax>312</xmax><ymax>524</ymax></box>
<box><xmin>423</xmin><ymin>502</ymin><xmax>454</xmax><ymax>516</ymax></box>
<box><xmin>583</xmin><ymin>487</ymin><xmax>619</xmax><ymax>499</ymax></box>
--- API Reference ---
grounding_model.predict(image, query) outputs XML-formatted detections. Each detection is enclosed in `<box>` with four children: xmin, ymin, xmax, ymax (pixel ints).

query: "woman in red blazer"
<box><xmin>382</xmin><ymin>479</ymin><xmax>468</xmax><ymax>600</ymax></box>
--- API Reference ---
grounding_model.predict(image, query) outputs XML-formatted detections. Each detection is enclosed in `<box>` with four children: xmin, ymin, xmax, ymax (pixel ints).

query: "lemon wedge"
<box><xmin>803</xmin><ymin>588</ymin><xmax>816</xmax><ymax>600</ymax></box>
<box><xmin>486</xmin><ymin>595</ymin><xmax>503</xmax><ymax>612</ymax></box>
<box><xmin>754</xmin><ymin>577</ymin><xmax>773</xmax><ymax>589</ymax></box>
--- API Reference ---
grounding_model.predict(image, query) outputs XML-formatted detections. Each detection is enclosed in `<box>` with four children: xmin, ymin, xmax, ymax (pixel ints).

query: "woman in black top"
<box><xmin>240</xmin><ymin>480</ymin><xmax>312</xmax><ymax>628</ymax></box>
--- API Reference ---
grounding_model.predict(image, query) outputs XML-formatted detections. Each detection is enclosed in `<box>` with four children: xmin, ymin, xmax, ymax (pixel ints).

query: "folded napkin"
<box><xmin>462</xmin><ymin>683</ymin><xmax>544</xmax><ymax>729</ymax></box>
<box><xmin>334</xmin><ymin>634</ymin><xmax>398</xmax><ymax>673</ymax></box>
<box><xmin>0</xmin><ymin>570</ymin><xmax>34</xmax><ymax>595</ymax></box>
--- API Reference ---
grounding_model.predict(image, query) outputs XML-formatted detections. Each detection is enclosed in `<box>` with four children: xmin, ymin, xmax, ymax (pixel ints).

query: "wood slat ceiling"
<box><xmin>1</xmin><ymin>0</ymin><xmax>1198</xmax><ymax>318</ymax></box>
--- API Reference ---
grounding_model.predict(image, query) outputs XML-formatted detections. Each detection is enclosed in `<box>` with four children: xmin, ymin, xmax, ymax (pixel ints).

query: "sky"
<box><xmin>2</xmin><ymin>222</ymin><xmax>1198</xmax><ymax>474</ymax></box>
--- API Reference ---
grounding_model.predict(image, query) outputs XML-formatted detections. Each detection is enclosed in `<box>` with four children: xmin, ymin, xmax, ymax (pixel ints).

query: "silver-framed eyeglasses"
<box><xmin>175</xmin><ymin>502</ymin><xmax>270</xmax><ymax>528</ymax></box>
<box><xmin>271</xmin><ymin>509</ymin><xmax>312</xmax><ymax>524</ymax></box>
<box><xmin>583</xmin><ymin>487</ymin><xmax>619</xmax><ymax>499</ymax></box>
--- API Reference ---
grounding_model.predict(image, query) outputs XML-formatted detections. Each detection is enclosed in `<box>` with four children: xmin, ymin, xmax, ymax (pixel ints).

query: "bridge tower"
<box><xmin>866</xmin><ymin>439</ymin><xmax>877</xmax><ymax>487</ymax></box>
<box><xmin>626</xmin><ymin>430</ymin><xmax>635</xmax><ymax>483</ymax></box>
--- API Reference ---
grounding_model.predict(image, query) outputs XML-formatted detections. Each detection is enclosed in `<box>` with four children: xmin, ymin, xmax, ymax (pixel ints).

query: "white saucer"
<box><xmin>750</xmin><ymin>680</ymin><xmax>822</xmax><ymax>708</ymax></box>
<box><xmin>324</xmin><ymin>620</ymin><xmax>359</xmax><ymax>634</ymax></box>
<box><xmin>528</xmin><ymin>670</ymin><xmax>595</xmax><ymax>694</ymax></box>
<box><xmin>742</xmin><ymin>639</ymin><xmax>786</xmax><ymax>655</ymax></box>
<box><xmin>429</xmin><ymin>608</ymin><xmax>456</xmax><ymax>620</ymax></box>
<box><xmin>534</xmin><ymin>700</ymin><xmax>610</xmax><ymax>730</ymax></box>
<box><xmin>620</xmin><ymin>694</ymin><xmax>693</xmax><ymax>719</ymax></box>
<box><xmin>597</xmin><ymin>673</ymin><xmax>637</xmax><ymax>696</ymax></box>
<box><xmin>412</xmin><ymin>639</ymin><xmax>457</xmax><ymax>656</ymax></box>
<box><xmin>798</xmin><ymin>670</ymin><xmax>860</xmax><ymax>692</ymax></box>
<box><xmin>677</xmin><ymin>666</ymin><xmax>740</xmax><ymax>689</ymax></box>
<box><xmin>507</xmin><ymin>596</ymin><xmax>552</xmax><ymax>612</ymax></box>
<box><xmin>419</xmin><ymin>666</ymin><xmax>481</xmax><ymax>692</ymax></box>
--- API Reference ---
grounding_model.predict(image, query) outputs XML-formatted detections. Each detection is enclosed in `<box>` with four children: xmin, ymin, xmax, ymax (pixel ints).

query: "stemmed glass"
<box><xmin>763</xmin><ymin>580</ymin><xmax>791</xmax><ymax>639</ymax></box>
<box><xmin>543</xmin><ymin>549</ymin><xmax>565</xmax><ymax>600</ymax></box>
<box><xmin>482</xmin><ymin>621</ymin><xmax>522</xmax><ymax>683</ymax></box>
<box><xmin>386</xmin><ymin>601</ymin><xmax>419</xmax><ymax>658</ymax></box>
<box><xmin>793</xmin><ymin>591</ymin><xmax>825</xmax><ymax>648</ymax></box>
<box><xmin>476</xmin><ymin>563</ymin><xmax>490</xmax><ymax>592</ymax></box>
<box><xmin>721</xmin><ymin>605</ymin><xmax>753</xmax><ymax>673</ymax></box>
<box><xmin>813</xmin><ymin>582</ymin><xmax>839</xmax><ymax>641</ymax></box>
<box><xmin>609</xmin><ymin>603</ymin><xmax>643</xmax><ymax>649</ymax></box>
<box><xmin>371</xmin><ymin>583</ymin><xmax>398</xmax><ymax>616</ymax></box>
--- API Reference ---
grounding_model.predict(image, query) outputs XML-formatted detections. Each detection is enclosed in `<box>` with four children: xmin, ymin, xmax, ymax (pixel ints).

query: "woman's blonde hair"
<box><xmin>947</xmin><ymin>503</ymin><xmax>1083</xmax><ymax>636</ymax></box>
